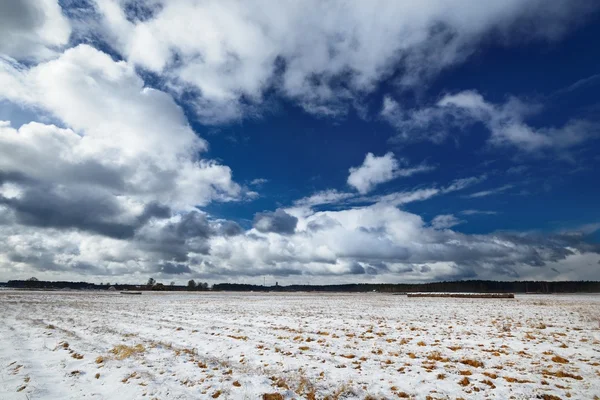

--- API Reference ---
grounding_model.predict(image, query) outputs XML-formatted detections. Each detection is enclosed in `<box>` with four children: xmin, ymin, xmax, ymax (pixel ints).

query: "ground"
<box><xmin>0</xmin><ymin>291</ymin><xmax>599</xmax><ymax>399</ymax></box>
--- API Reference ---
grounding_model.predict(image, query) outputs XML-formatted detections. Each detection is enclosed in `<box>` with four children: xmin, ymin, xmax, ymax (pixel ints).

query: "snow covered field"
<box><xmin>1</xmin><ymin>291</ymin><xmax>599</xmax><ymax>400</ymax></box>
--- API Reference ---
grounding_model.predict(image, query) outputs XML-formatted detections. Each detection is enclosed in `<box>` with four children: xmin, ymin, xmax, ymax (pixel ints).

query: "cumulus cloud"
<box><xmin>347</xmin><ymin>152</ymin><xmax>432</xmax><ymax>194</ymax></box>
<box><xmin>87</xmin><ymin>0</ymin><xmax>598</xmax><ymax>123</ymax></box>
<box><xmin>383</xmin><ymin>91</ymin><xmax>599</xmax><ymax>153</ymax></box>
<box><xmin>253</xmin><ymin>209</ymin><xmax>298</xmax><ymax>235</ymax></box>
<box><xmin>0</xmin><ymin>45</ymin><xmax>242</xmax><ymax>208</ymax></box>
<box><xmin>0</xmin><ymin>44</ymin><xmax>251</xmax><ymax>278</ymax></box>
<box><xmin>0</xmin><ymin>0</ymin><xmax>71</xmax><ymax>61</ymax></box>
<box><xmin>198</xmin><ymin>202</ymin><xmax>600</xmax><ymax>282</ymax></box>
<box><xmin>1</xmin><ymin>1</ymin><xmax>599</xmax><ymax>284</ymax></box>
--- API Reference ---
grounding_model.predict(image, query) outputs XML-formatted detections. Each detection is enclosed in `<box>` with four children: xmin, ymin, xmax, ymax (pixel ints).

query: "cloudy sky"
<box><xmin>1</xmin><ymin>0</ymin><xmax>599</xmax><ymax>285</ymax></box>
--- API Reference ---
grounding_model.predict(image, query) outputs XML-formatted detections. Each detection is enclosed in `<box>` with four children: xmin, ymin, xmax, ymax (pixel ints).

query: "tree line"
<box><xmin>212</xmin><ymin>280</ymin><xmax>600</xmax><ymax>293</ymax></box>
<box><xmin>4</xmin><ymin>278</ymin><xmax>600</xmax><ymax>293</ymax></box>
<box><xmin>4</xmin><ymin>277</ymin><xmax>210</xmax><ymax>291</ymax></box>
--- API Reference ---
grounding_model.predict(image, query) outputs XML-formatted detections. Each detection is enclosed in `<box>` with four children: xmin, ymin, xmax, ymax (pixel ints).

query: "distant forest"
<box><xmin>3</xmin><ymin>279</ymin><xmax>600</xmax><ymax>293</ymax></box>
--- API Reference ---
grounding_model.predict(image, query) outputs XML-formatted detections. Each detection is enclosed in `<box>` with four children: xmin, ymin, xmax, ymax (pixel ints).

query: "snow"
<box><xmin>1</xmin><ymin>291</ymin><xmax>599</xmax><ymax>399</ymax></box>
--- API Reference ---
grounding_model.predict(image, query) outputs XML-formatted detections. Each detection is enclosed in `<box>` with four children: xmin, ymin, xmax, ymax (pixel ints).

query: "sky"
<box><xmin>0</xmin><ymin>0</ymin><xmax>599</xmax><ymax>285</ymax></box>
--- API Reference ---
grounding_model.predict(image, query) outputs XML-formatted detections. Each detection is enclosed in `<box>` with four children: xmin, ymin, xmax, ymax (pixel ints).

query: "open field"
<box><xmin>1</xmin><ymin>291</ymin><xmax>599</xmax><ymax>399</ymax></box>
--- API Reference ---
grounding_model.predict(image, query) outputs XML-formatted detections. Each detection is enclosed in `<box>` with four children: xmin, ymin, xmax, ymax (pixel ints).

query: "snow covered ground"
<box><xmin>1</xmin><ymin>291</ymin><xmax>599</xmax><ymax>399</ymax></box>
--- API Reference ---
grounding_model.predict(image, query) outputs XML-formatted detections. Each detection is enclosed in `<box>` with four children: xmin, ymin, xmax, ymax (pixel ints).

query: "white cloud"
<box><xmin>431</xmin><ymin>214</ymin><xmax>464</xmax><ymax>229</ymax></box>
<box><xmin>466</xmin><ymin>184</ymin><xmax>514</xmax><ymax>198</ymax></box>
<box><xmin>347</xmin><ymin>152</ymin><xmax>432</xmax><ymax>194</ymax></box>
<box><xmin>461</xmin><ymin>209</ymin><xmax>498</xmax><ymax>216</ymax></box>
<box><xmin>0</xmin><ymin>45</ymin><xmax>241</xmax><ymax>209</ymax></box>
<box><xmin>294</xmin><ymin>190</ymin><xmax>355</xmax><ymax>208</ymax></box>
<box><xmin>249</xmin><ymin>178</ymin><xmax>268</xmax><ymax>186</ymax></box>
<box><xmin>0</xmin><ymin>0</ymin><xmax>71</xmax><ymax>61</ymax></box>
<box><xmin>383</xmin><ymin>90</ymin><xmax>599</xmax><ymax>153</ymax></box>
<box><xmin>88</xmin><ymin>0</ymin><xmax>598</xmax><ymax>123</ymax></box>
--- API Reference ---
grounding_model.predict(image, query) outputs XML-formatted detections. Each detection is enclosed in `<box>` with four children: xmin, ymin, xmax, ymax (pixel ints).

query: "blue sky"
<box><xmin>0</xmin><ymin>0</ymin><xmax>599</xmax><ymax>284</ymax></box>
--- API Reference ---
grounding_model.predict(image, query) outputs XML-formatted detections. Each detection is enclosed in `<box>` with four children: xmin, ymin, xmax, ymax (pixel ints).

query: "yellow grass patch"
<box><xmin>460</xmin><ymin>359</ymin><xmax>484</xmax><ymax>368</ymax></box>
<box><xmin>110</xmin><ymin>344</ymin><xmax>145</xmax><ymax>360</ymax></box>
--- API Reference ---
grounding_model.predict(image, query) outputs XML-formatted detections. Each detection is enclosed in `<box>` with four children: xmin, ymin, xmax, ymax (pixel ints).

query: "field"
<box><xmin>1</xmin><ymin>291</ymin><xmax>599</xmax><ymax>399</ymax></box>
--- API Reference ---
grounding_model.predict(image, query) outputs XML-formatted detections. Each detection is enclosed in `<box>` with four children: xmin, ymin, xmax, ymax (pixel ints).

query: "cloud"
<box><xmin>0</xmin><ymin>0</ymin><xmax>71</xmax><ymax>61</ymax></box>
<box><xmin>0</xmin><ymin>44</ymin><xmax>253</xmax><ymax>278</ymax></box>
<box><xmin>253</xmin><ymin>209</ymin><xmax>298</xmax><ymax>235</ymax></box>
<box><xmin>87</xmin><ymin>0</ymin><xmax>598</xmax><ymax>123</ymax></box>
<box><xmin>383</xmin><ymin>90</ymin><xmax>599</xmax><ymax>153</ymax></box>
<box><xmin>200</xmin><ymin>202</ymin><xmax>600</xmax><ymax>282</ymax></box>
<box><xmin>0</xmin><ymin>45</ymin><xmax>242</xmax><ymax>209</ymax></box>
<box><xmin>347</xmin><ymin>152</ymin><xmax>432</xmax><ymax>194</ymax></box>
<box><xmin>431</xmin><ymin>214</ymin><xmax>464</xmax><ymax>229</ymax></box>
<box><xmin>466</xmin><ymin>184</ymin><xmax>514</xmax><ymax>198</ymax></box>
<box><xmin>294</xmin><ymin>189</ymin><xmax>355</xmax><ymax>208</ymax></box>
<box><xmin>460</xmin><ymin>209</ymin><xmax>498</xmax><ymax>216</ymax></box>
<box><xmin>249</xmin><ymin>178</ymin><xmax>268</xmax><ymax>187</ymax></box>
<box><xmin>1</xmin><ymin>1</ymin><xmax>599</xmax><ymax>283</ymax></box>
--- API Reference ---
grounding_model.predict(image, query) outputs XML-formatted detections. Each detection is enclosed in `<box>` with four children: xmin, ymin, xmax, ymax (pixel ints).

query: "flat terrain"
<box><xmin>1</xmin><ymin>291</ymin><xmax>599</xmax><ymax>399</ymax></box>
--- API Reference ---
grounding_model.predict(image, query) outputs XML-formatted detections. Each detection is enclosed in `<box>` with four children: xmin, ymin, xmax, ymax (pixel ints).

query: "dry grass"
<box><xmin>481</xmin><ymin>379</ymin><xmax>496</xmax><ymax>388</ymax></box>
<box><xmin>503</xmin><ymin>376</ymin><xmax>532</xmax><ymax>383</ymax></box>
<box><xmin>95</xmin><ymin>373</ymin><xmax>100</xmax><ymax>379</ymax></box>
<box><xmin>71</xmin><ymin>353</ymin><xmax>84</xmax><ymax>360</ymax></box>
<box><xmin>211</xmin><ymin>390</ymin><xmax>222</xmax><ymax>398</ymax></box>
<box><xmin>542</xmin><ymin>370</ymin><xmax>583</xmax><ymax>380</ymax></box>
<box><xmin>227</xmin><ymin>335</ymin><xmax>248</xmax><ymax>341</ymax></box>
<box><xmin>427</xmin><ymin>351</ymin><xmax>449</xmax><ymax>362</ymax></box>
<box><xmin>299</xmin><ymin>346</ymin><xmax>310</xmax><ymax>351</ymax></box>
<box><xmin>551</xmin><ymin>355</ymin><xmax>570</xmax><ymax>364</ymax></box>
<box><xmin>458</xmin><ymin>377</ymin><xmax>470</xmax><ymax>386</ymax></box>
<box><xmin>233</xmin><ymin>381</ymin><xmax>241</xmax><ymax>387</ymax></box>
<box><xmin>262</xmin><ymin>394</ymin><xmax>284</xmax><ymax>400</ymax></box>
<box><xmin>109</xmin><ymin>344</ymin><xmax>145</xmax><ymax>360</ymax></box>
<box><xmin>459</xmin><ymin>370</ymin><xmax>472</xmax><ymax>376</ymax></box>
<box><xmin>460</xmin><ymin>359</ymin><xmax>484</xmax><ymax>368</ymax></box>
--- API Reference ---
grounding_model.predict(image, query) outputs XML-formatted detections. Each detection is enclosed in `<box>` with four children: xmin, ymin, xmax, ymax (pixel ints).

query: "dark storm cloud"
<box><xmin>253</xmin><ymin>209</ymin><xmax>298</xmax><ymax>235</ymax></box>
<box><xmin>349</xmin><ymin>262</ymin><xmax>365</xmax><ymax>274</ymax></box>
<box><xmin>0</xmin><ymin>186</ymin><xmax>136</xmax><ymax>239</ymax></box>
<box><xmin>137</xmin><ymin>202</ymin><xmax>171</xmax><ymax>224</ymax></box>
<box><xmin>134</xmin><ymin>211</ymin><xmax>243</xmax><ymax>265</ymax></box>
<box><xmin>8</xmin><ymin>251</ymin><xmax>63</xmax><ymax>271</ymax></box>
<box><xmin>217</xmin><ymin>220</ymin><xmax>244</xmax><ymax>236</ymax></box>
<box><xmin>158</xmin><ymin>262</ymin><xmax>192</xmax><ymax>275</ymax></box>
<box><xmin>0</xmin><ymin>184</ymin><xmax>171</xmax><ymax>240</ymax></box>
